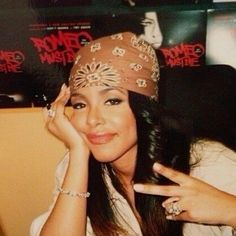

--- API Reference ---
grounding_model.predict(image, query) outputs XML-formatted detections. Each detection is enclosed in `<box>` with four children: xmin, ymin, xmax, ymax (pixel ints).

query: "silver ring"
<box><xmin>47</xmin><ymin>109</ymin><xmax>56</xmax><ymax>118</ymax></box>
<box><xmin>167</xmin><ymin>202</ymin><xmax>182</xmax><ymax>216</ymax></box>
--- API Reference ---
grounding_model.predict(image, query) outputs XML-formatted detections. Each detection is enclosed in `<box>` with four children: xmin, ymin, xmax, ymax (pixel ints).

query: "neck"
<box><xmin>111</xmin><ymin>161</ymin><xmax>141</xmax><ymax>223</ymax></box>
<box><xmin>110</xmin><ymin>145</ymin><xmax>137</xmax><ymax>188</ymax></box>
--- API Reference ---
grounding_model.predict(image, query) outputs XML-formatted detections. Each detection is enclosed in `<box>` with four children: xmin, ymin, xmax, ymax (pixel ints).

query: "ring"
<box><xmin>167</xmin><ymin>202</ymin><xmax>182</xmax><ymax>216</ymax></box>
<box><xmin>46</xmin><ymin>103</ymin><xmax>52</xmax><ymax>110</ymax></box>
<box><xmin>47</xmin><ymin>108</ymin><xmax>56</xmax><ymax>118</ymax></box>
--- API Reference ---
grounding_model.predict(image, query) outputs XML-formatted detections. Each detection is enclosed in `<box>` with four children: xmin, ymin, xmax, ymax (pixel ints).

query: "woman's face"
<box><xmin>70</xmin><ymin>86</ymin><xmax>137</xmax><ymax>163</ymax></box>
<box><xmin>140</xmin><ymin>12</ymin><xmax>163</xmax><ymax>49</ymax></box>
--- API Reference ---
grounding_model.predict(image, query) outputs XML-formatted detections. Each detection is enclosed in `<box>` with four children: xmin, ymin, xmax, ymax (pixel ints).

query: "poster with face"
<box><xmin>91</xmin><ymin>10</ymin><xmax>207</xmax><ymax>68</ymax></box>
<box><xmin>157</xmin><ymin>10</ymin><xmax>207</xmax><ymax>68</ymax></box>
<box><xmin>0</xmin><ymin>9</ymin><xmax>206</xmax><ymax>108</ymax></box>
<box><xmin>206</xmin><ymin>9</ymin><xmax>236</xmax><ymax>69</ymax></box>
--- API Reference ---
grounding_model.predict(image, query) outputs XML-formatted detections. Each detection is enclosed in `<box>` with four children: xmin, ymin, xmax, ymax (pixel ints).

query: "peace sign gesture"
<box><xmin>134</xmin><ymin>163</ymin><xmax>236</xmax><ymax>228</ymax></box>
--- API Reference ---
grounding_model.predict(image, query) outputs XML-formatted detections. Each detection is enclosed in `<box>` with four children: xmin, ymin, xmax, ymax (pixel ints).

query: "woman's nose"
<box><xmin>86</xmin><ymin>106</ymin><xmax>105</xmax><ymax>127</ymax></box>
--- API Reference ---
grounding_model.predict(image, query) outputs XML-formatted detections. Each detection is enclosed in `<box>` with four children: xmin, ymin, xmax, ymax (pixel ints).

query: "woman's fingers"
<box><xmin>42</xmin><ymin>106</ymin><xmax>51</xmax><ymax>122</ymax></box>
<box><xmin>53</xmin><ymin>86</ymin><xmax>70</xmax><ymax>119</ymax></box>
<box><xmin>133</xmin><ymin>162</ymin><xmax>194</xmax><ymax>196</ymax></box>
<box><xmin>153</xmin><ymin>163</ymin><xmax>192</xmax><ymax>185</ymax></box>
<box><xmin>162</xmin><ymin>196</ymin><xmax>181</xmax><ymax>206</ymax></box>
<box><xmin>134</xmin><ymin>162</ymin><xmax>236</xmax><ymax>226</ymax></box>
<box><xmin>133</xmin><ymin>183</ymin><xmax>183</xmax><ymax>196</ymax></box>
<box><xmin>54</xmin><ymin>84</ymin><xmax>70</xmax><ymax>105</ymax></box>
<box><xmin>43</xmin><ymin>84</ymin><xmax>72</xmax><ymax>140</ymax></box>
<box><xmin>51</xmin><ymin>84</ymin><xmax>70</xmax><ymax>114</ymax></box>
<box><xmin>43</xmin><ymin>84</ymin><xmax>69</xmax><ymax>120</ymax></box>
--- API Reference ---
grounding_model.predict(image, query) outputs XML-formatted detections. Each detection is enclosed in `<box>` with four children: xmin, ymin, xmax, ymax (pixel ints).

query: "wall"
<box><xmin>0</xmin><ymin>108</ymin><xmax>66</xmax><ymax>236</ymax></box>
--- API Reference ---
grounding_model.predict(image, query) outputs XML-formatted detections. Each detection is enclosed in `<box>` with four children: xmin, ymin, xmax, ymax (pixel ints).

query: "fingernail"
<box><xmin>61</xmin><ymin>83</ymin><xmax>67</xmax><ymax>90</ymax></box>
<box><xmin>133</xmin><ymin>184</ymin><xmax>144</xmax><ymax>192</ymax></box>
<box><xmin>153</xmin><ymin>162</ymin><xmax>161</xmax><ymax>170</ymax></box>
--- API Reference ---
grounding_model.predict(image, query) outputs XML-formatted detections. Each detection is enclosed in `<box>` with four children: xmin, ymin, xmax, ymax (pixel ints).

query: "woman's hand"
<box><xmin>134</xmin><ymin>163</ymin><xmax>236</xmax><ymax>227</ymax></box>
<box><xmin>41</xmin><ymin>84</ymin><xmax>90</xmax><ymax>236</ymax></box>
<box><xmin>43</xmin><ymin>84</ymin><xmax>88</xmax><ymax>152</ymax></box>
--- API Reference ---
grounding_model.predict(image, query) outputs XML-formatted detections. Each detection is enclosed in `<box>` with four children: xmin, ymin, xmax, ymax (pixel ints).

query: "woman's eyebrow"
<box><xmin>70</xmin><ymin>92</ymin><xmax>86</xmax><ymax>100</ymax></box>
<box><xmin>71</xmin><ymin>87</ymin><xmax>127</xmax><ymax>98</ymax></box>
<box><xmin>99</xmin><ymin>87</ymin><xmax>127</xmax><ymax>95</ymax></box>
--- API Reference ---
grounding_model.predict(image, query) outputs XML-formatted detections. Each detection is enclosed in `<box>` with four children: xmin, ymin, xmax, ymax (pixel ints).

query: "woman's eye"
<box><xmin>105</xmin><ymin>98</ymin><xmax>122</xmax><ymax>106</ymax></box>
<box><xmin>72</xmin><ymin>102</ymin><xmax>86</xmax><ymax>109</ymax></box>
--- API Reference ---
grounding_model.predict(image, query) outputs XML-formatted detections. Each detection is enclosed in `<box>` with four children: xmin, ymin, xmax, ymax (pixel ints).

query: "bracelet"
<box><xmin>57</xmin><ymin>187</ymin><xmax>90</xmax><ymax>198</ymax></box>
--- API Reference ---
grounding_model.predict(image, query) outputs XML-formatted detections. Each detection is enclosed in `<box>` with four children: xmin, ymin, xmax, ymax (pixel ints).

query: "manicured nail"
<box><xmin>153</xmin><ymin>162</ymin><xmax>162</xmax><ymax>170</ymax></box>
<box><xmin>162</xmin><ymin>202</ymin><xmax>166</xmax><ymax>207</ymax></box>
<box><xmin>133</xmin><ymin>184</ymin><xmax>144</xmax><ymax>192</ymax></box>
<box><xmin>61</xmin><ymin>83</ymin><xmax>67</xmax><ymax>90</ymax></box>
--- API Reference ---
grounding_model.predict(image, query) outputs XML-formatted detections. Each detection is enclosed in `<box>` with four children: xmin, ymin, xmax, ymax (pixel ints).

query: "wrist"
<box><xmin>69</xmin><ymin>145</ymin><xmax>90</xmax><ymax>160</ymax></box>
<box><xmin>222</xmin><ymin>194</ymin><xmax>236</xmax><ymax>228</ymax></box>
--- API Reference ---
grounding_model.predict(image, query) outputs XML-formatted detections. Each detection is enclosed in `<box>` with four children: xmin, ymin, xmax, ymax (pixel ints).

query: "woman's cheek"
<box><xmin>70</xmin><ymin>113</ymin><xmax>84</xmax><ymax>131</ymax></box>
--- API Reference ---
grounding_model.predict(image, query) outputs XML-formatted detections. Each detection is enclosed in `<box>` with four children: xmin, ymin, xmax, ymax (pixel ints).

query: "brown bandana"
<box><xmin>69</xmin><ymin>32</ymin><xmax>160</xmax><ymax>100</ymax></box>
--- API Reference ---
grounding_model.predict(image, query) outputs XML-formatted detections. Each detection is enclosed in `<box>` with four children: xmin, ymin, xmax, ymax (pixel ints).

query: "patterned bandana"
<box><xmin>69</xmin><ymin>32</ymin><xmax>159</xmax><ymax>100</ymax></box>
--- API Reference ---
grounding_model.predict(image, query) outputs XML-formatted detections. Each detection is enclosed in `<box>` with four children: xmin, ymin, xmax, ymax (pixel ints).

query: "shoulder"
<box><xmin>190</xmin><ymin>140</ymin><xmax>236</xmax><ymax>165</ymax></box>
<box><xmin>189</xmin><ymin>140</ymin><xmax>236</xmax><ymax>194</ymax></box>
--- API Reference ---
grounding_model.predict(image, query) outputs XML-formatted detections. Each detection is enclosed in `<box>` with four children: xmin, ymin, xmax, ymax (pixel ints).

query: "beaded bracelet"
<box><xmin>57</xmin><ymin>187</ymin><xmax>90</xmax><ymax>198</ymax></box>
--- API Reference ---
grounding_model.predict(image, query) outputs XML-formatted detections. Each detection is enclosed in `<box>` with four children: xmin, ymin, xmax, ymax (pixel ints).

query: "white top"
<box><xmin>184</xmin><ymin>141</ymin><xmax>236</xmax><ymax>236</ymax></box>
<box><xmin>30</xmin><ymin>153</ymin><xmax>142</xmax><ymax>236</ymax></box>
<box><xmin>30</xmin><ymin>141</ymin><xmax>236</xmax><ymax>236</ymax></box>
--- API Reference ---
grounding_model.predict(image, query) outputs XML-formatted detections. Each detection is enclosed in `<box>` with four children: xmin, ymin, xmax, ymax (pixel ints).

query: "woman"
<box><xmin>30</xmin><ymin>32</ymin><xmax>190</xmax><ymax>236</ymax></box>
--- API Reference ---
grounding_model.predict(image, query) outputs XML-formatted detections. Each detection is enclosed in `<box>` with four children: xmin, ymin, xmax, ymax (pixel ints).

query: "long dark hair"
<box><xmin>87</xmin><ymin>91</ymin><xmax>191</xmax><ymax>236</ymax></box>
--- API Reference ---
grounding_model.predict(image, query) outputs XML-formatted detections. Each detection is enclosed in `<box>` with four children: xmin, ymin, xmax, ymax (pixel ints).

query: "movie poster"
<box><xmin>0</xmin><ymin>12</ymin><xmax>93</xmax><ymax>108</ymax></box>
<box><xmin>0</xmin><ymin>9</ymin><xmax>206</xmax><ymax>108</ymax></box>
<box><xmin>157</xmin><ymin>10</ymin><xmax>206</xmax><ymax>68</ymax></box>
<box><xmin>30</xmin><ymin>0</ymin><xmax>91</xmax><ymax>8</ymax></box>
<box><xmin>90</xmin><ymin>10</ymin><xmax>206</xmax><ymax>69</ymax></box>
<box><xmin>27</xmin><ymin>16</ymin><xmax>93</xmax><ymax>106</ymax></box>
<box><xmin>206</xmin><ymin>9</ymin><xmax>236</xmax><ymax>69</ymax></box>
<box><xmin>0</xmin><ymin>0</ymin><xmax>91</xmax><ymax>9</ymax></box>
<box><xmin>0</xmin><ymin>11</ymin><xmax>32</xmax><ymax>108</ymax></box>
<box><xmin>122</xmin><ymin>0</ymin><xmax>212</xmax><ymax>7</ymax></box>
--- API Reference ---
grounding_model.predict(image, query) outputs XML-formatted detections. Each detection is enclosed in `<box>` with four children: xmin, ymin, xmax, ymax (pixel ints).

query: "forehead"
<box><xmin>70</xmin><ymin>86</ymin><xmax>128</xmax><ymax>98</ymax></box>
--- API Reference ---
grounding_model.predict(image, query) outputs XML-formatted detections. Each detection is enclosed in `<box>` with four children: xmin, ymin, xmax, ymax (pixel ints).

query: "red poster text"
<box><xmin>0</xmin><ymin>50</ymin><xmax>25</xmax><ymax>73</ymax></box>
<box><xmin>160</xmin><ymin>43</ymin><xmax>205</xmax><ymax>68</ymax></box>
<box><xmin>30</xmin><ymin>31</ymin><xmax>92</xmax><ymax>66</ymax></box>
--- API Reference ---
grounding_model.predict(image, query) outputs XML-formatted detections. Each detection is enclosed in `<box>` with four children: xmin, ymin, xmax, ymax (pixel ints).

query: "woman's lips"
<box><xmin>86</xmin><ymin>133</ymin><xmax>115</xmax><ymax>145</ymax></box>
